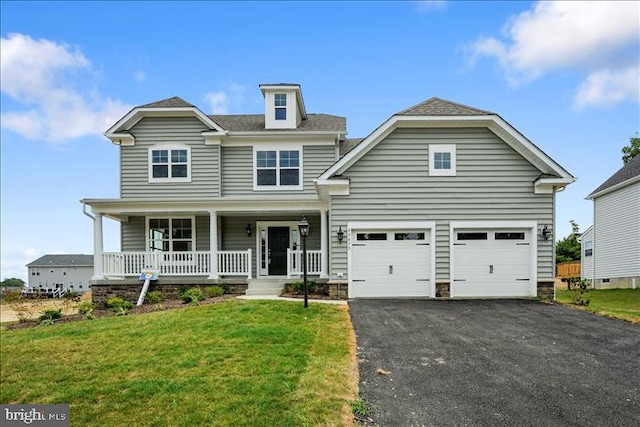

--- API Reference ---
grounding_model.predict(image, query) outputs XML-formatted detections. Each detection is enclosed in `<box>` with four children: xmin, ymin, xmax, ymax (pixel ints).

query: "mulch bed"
<box><xmin>4</xmin><ymin>295</ymin><xmax>236</xmax><ymax>331</ymax></box>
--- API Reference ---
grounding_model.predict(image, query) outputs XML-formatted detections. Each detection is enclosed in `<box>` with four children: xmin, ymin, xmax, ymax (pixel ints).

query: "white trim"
<box><xmin>145</xmin><ymin>216</ymin><xmax>196</xmax><ymax>252</ymax></box>
<box><xmin>429</xmin><ymin>144</ymin><xmax>456</xmax><ymax>176</ymax></box>
<box><xmin>253</xmin><ymin>145</ymin><xmax>303</xmax><ymax>191</ymax></box>
<box><xmin>449</xmin><ymin>221</ymin><xmax>537</xmax><ymax>298</ymax></box>
<box><xmin>148</xmin><ymin>144</ymin><xmax>192</xmax><ymax>183</ymax></box>
<box><xmin>347</xmin><ymin>221</ymin><xmax>436</xmax><ymax>298</ymax></box>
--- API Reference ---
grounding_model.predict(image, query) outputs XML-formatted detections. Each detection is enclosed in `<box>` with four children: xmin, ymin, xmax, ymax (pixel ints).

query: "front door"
<box><xmin>268</xmin><ymin>227</ymin><xmax>290</xmax><ymax>275</ymax></box>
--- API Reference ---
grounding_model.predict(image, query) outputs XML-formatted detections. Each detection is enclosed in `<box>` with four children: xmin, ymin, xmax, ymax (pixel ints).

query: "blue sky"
<box><xmin>1</xmin><ymin>1</ymin><xmax>638</xmax><ymax>281</ymax></box>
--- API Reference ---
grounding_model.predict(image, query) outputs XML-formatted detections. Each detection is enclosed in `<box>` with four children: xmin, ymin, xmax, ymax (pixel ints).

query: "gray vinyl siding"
<box><xmin>221</xmin><ymin>145</ymin><xmax>335</xmax><ymax>196</ymax></box>
<box><xmin>121</xmin><ymin>217</ymin><xmax>145</xmax><ymax>252</ymax></box>
<box><xmin>594</xmin><ymin>183</ymin><xmax>640</xmax><ymax>278</ymax></box>
<box><xmin>330</xmin><ymin>128</ymin><xmax>554</xmax><ymax>281</ymax></box>
<box><xmin>120</xmin><ymin>117</ymin><xmax>220</xmax><ymax>199</ymax></box>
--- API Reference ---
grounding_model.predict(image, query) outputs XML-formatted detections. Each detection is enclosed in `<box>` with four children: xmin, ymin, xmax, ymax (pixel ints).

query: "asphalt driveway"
<box><xmin>349</xmin><ymin>299</ymin><xmax>640</xmax><ymax>426</ymax></box>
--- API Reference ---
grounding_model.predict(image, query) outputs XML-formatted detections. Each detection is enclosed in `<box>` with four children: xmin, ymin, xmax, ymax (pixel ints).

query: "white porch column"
<box><xmin>209</xmin><ymin>210</ymin><xmax>219</xmax><ymax>279</ymax></box>
<box><xmin>93</xmin><ymin>213</ymin><xmax>104</xmax><ymax>279</ymax></box>
<box><xmin>320</xmin><ymin>209</ymin><xmax>329</xmax><ymax>278</ymax></box>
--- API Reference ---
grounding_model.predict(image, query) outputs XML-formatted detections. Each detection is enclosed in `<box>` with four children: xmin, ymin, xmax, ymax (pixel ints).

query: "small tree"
<box><xmin>1</xmin><ymin>278</ymin><xmax>25</xmax><ymax>288</ymax></box>
<box><xmin>622</xmin><ymin>136</ymin><xmax>640</xmax><ymax>164</ymax></box>
<box><xmin>556</xmin><ymin>220</ymin><xmax>581</xmax><ymax>264</ymax></box>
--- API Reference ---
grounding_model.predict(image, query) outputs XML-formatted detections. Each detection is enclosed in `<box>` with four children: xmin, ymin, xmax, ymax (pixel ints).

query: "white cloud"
<box><xmin>574</xmin><ymin>66</ymin><xmax>640</xmax><ymax>109</ymax></box>
<box><xmin>204</xmin><ymin>82</ymin><xmax>248</xmax><ymax>114</ymax></box>
<box><xmin>0</xmin><ymin>33</ymin><xmax>132</xmax><ymax>143</ymax></box>
<box><xmin>416</xmin><ymin>1</ymin><xmax>447</xmax><ymax>13</ymax></box>
<box><xmin>468</xmin><ymin>1</ymin><xmax>640</xmax><ymax>107</ymax></box>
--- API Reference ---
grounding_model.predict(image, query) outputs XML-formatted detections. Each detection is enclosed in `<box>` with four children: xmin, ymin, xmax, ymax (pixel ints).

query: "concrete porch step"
<box><xmin>245</xmin><ymin>278</ymin><xmax>288</xmax><ymax>296</ymax></box>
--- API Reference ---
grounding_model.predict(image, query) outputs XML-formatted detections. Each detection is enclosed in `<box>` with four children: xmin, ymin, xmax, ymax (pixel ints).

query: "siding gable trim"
<box><xmin>106</xmin><ymin>107</ymin><xmax>227</xmax><ymax>146</ymax></box>
<box><xmin>318</xmin><ymin>114</ymin><xmax>574</xmax><ymax>188</ymax></box>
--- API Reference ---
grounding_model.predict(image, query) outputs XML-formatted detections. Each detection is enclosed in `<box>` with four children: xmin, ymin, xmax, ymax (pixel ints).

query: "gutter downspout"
<box><xmin>552</xmin><ymin>187</ymin><xmax>557</xmax><ymax>301</ymax></box>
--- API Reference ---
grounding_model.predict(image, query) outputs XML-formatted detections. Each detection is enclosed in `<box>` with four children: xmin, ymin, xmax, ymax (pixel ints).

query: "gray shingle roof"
<box><xmin>339</xmin><ymin>138</ymin><xmax>364</xmax><ymax>156</ymax></box>
<box><xmin>139</xmin><ymin>96</ymin><xmax>195</xmax><ymax>108</ymax></box>
<box><xmin>589</xmin><ymin>155</ymin><xmax>640</xmax><ymax>197</ymax></box>
<box><xmin>26</xmin><ymin>254</ymin><xmax>93</xmax><ymax>267</ymax></box>
<box><xmin>397</xmin><ymin>97</ymin><xmax>493</xmax><ymax>116</ymax></box>
<box><xmin>210</xmin><ymin>114</ymin><xmax>346</xmax><ymax>133</ymax></box>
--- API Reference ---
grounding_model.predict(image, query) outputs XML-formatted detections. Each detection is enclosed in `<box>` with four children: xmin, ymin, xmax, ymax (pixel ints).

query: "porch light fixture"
<box><xmin>540</xmin><ymin>225</ymin><xmax>551</xmax><ymax>241</ymax></box>
<box><xmin>336</xmin><ymin>225</ymin><xmax>344</xmax><ymax>244</ymax></box>
<box><xmin>245</xmin><ymin>224</ymin><xmax>253</xmax><ymax>237</ymax></box>
<box><xmin>298</xmin><ymin>216</ymin><xmax>310</xmax><ymax>308</ymax></box>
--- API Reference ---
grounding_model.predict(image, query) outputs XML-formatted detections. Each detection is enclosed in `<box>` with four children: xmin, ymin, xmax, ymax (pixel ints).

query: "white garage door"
<box><xmin>350</xmin><ymin>230</ymin><xmax>431</xmax><ymax>298</ymax></box>
<box><xmin>452</xmin><ymin>230</ymin><xmax>532</xmax><ymax>297</ymax></box>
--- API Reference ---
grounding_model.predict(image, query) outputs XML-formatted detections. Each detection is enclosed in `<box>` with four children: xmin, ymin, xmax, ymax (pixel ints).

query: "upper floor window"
<box><xmin>429</xmin><ymin>144</ymin><xmax>456</xmax><ymax>176</ymax></box>
<box><xmin>254</xmin><ymin>147</ymin><xmax>302</xmax><ymax>190</ymax></box>
<box><xmin>584</xmin><ymin>240</ymin><xmax>593</xmax><ymax>257</ymax></box>
<box><xmin>149</xmin><ymin>145</ymin><xmax>191</xmax><ymax>183</ymax></box>
<box><xmin>274</xmin><ymin>94</ymin><xmax>287</xmax><ymax>120</ymax></box>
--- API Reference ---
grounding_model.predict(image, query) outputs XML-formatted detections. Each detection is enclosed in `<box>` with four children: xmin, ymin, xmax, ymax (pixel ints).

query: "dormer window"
<box><xmin>274</xmin><ymin>94</ymin><xmax>287</xmax><ymax>120</ymax></box>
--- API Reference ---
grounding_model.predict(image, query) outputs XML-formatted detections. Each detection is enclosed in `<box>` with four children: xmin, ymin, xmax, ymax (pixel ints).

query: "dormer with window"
<box><xmin>260</xmin><ymin>84</ymin><xmax>307</xmax><ymax>129</ymax></box>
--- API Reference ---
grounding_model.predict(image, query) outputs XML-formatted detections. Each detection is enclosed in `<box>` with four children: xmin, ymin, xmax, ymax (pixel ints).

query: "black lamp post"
<box><xmin>298</xmin><ymin>216</ymin><xmax>310</xmax><ymax>308</ymax></box>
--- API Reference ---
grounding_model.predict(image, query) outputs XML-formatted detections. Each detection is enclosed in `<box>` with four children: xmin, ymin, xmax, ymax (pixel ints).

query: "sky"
<box><xmin>1</xmin><ymin>1</ymin><xmax>639</xmax><ymax>282</ymax></box>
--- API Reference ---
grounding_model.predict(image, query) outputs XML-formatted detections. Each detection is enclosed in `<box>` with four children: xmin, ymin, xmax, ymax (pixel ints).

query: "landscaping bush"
<box><xmin>77</xmin><ymin>301</ymin><xmax>94</xmax><ymax>315</ymax></box>
<box><xmin>145</xmin><ymin>290</ymin><xmax>165</xmax><ymax>304</ymax></box>
<box><xmin>566</xmin><ymin>277</ymin><xmax>590</xmax><ymax>306</ymax></box>
<box><xmin>180</xmin><ymin>287</ymin><xmax>205</xmax><ymax>304</ymax></box>
<box><xmin>106</xmin><ymin>296</ymin><xmax>134</xmax><ymax>314</ymax></box>
<box><xmin>38</xmin><ymin>309</ymin><xmax>62</xmax><ymax>326</ymax></box>
<box><xmin>291</xmin><ymin>280</ymin><xmax>316</xmax><ymax>294</ymax></box>
<box><xmin>204</xmin><ymin>286</ymin><xmax>225</xmax><ymax>298</ymax></box>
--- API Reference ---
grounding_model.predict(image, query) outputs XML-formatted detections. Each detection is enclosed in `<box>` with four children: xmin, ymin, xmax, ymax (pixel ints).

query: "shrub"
<box><xmin>180</xmin><ymin>287</ymin><xmax>205</xmax><ymax>304</ymax></box>
<box><xmin>106</xmin><ymin>296</ymin><xmax>134</xmax><ymax>313</ymax></box>
<box><xmin>291</xmin><ymin>280</ymin><xmax>316</xmax><ymax>294</ymax></box>
<box><xmin>145</xmin><ymin>290</ymin><xmax>165</xmax><ymax>304</ymax></box>
<box><xmin>204</xmin><ymin>286</ymin><xmax>225</xmax><ymax>298</ymax></box>
<box><xmin>38</xmin><ymin>309</ymin><xmax>62</xmax><ymax>326</ymax></box>
<box><xmin>77</xmin><ymin>301</ymin><xmax>94</xmax><ymax>319</ymax></box>
<box><xmin>566</xmin><ymin>277</ymin><xmax>590</xmax><ymax>306</ymax></box>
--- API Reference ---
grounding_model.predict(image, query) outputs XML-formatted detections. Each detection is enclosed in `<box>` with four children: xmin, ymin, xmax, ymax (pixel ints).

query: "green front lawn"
<box><xmin>1</xmin><ymin>300</ymin><xmax>357</xmax><ymax>426</ymax></box>
<box><xmin>555</xmin><ymin>288</ymin><xmax>640</xmax><ymax>323</ymax></box>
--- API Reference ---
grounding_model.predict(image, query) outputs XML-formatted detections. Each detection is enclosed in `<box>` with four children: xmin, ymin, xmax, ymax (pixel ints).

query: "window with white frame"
<box><xmin>149</xmin><ymin>145</ymin><xmax>191</xmax><ymax>182</ymax></box>
<box><xmin>254</xmin><ymin>148</ymin><xmax>302</xmax><ymax>189</ymax></box>
<box><xmin>274</xmin><ymin>94</ymin><xmax>287</xmax><ymax>120</ymax></box>
<box><xmin>584</xmin><ymin>240</ymin><xmax>593</xmax><ymax>257</ymax></box>
<box><xmin>429</xmin><ymin>144</ymin><xmax>456</xmax><ymax>176</ymax></box>
<box><xmin>147</xmin><ymin>218</ymin><xmax>194</xmax><ymax>252</ymax></box>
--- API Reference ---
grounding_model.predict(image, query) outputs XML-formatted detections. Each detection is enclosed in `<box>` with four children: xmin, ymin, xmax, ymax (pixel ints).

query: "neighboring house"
<box><xmin>26</xmin><ymin>254</ymin><xmax>94</xmax><ymax>295</ymax></box>
<box><xmin>81</xmin><ymin>83</ymin><xmax>574</xmax><ymax>301</ymax></box>
<box><xmin>581</xmin><ymin>156</ymin><xmax>640</xmax><ymax>289</ymax></box>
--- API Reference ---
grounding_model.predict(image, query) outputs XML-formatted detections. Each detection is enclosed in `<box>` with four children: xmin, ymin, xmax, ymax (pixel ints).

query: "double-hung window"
<box><xmin>149</xmin><ymin>145</ymin><xmax>191</xmax><ymax>182</ymax></box>
<box><xmin>584</xmin><ymin>240</ymin><xmax>593</xmax><ymax>257</ymax></box>
<box><xmin>254</xmin><ymin>147</ymin><xmax>302</xmax><ymax>190</ymax></box>
<box><xmin>148</xmin><ymin>218</ymin><xmax>194</xmax><ymax>252</ymax></box>
<box><xmin>429</xmin><ymin>144</ymin><xmax>456</xmax><ymax>176</ymax></box>
<box><xmin>274</xmin><ymin>94</ymin><xmax>287</xmax><ymax>120</ymax></box>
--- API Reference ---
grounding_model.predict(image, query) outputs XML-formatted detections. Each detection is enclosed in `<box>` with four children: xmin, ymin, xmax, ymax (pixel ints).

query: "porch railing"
<box><xmin>287</xmin><ymin>249</ymin><xmax>322</xmax><ymax>278</ymax></box>
<box><xmin>103</xmin><ymin>250</ymin><xmax>252</xmax><ymax>278</ymax></box>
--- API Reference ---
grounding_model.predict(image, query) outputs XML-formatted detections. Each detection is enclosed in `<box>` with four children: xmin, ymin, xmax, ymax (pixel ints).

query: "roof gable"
<box><xmin>139</xmin><ymin>96</ymin><xmax>194</xmax><ymax>108</ymax></box>
<box><xmin>588</xmin><ymin>155</ymin><xmax>640</xmax><ymax>198</ymax></box>
<box><xmin>397</xmin><ymin>97</ymin><xmax>493</xmax><ymax>116</ymax></box>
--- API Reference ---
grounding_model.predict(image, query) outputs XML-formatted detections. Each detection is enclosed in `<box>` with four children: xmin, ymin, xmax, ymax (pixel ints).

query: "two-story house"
<box><xmin>82</xmin><ymin>83</ymin><xmax>574</xmax><ymax>301</ymax></box>
<box><xmin>26</xmin><ymin>254</ymin><xmax>93</xmax><ymax>296</ymax></box>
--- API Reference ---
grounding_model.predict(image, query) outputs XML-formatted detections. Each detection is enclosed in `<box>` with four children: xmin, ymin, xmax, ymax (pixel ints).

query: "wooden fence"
<box><xmin>556</xmin><ymin>260</ymin><xmax>581</xmax><ymax>279</ymax></box>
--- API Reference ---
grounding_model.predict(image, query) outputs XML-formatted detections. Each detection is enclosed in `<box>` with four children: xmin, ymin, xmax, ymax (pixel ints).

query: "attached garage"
<box><xmin>349</xmin><ymin>222</ymin><xmax>435</xmax><ymax>298</ymax></box>
<box><xmin>451</xmin><ymin>222</ymin><xmax>537</xmax><ymax>298</ymax></box>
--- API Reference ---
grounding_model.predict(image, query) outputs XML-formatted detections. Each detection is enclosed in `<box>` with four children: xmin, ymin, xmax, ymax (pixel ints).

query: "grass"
<box><xmin>555</xmin><ymin>287</ymin><xmax>640</xmax><ymax>323</ymax></box>
<box><xmin>1</xmin><ymin>299</ymin><xmax>358</xmax><ymax>426</ymax></box>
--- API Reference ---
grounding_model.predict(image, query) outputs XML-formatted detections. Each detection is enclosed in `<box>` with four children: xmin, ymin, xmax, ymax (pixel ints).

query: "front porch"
<box><xmin>100</xmin><ymin>249</ymin><xmax>323</xmax><ymax>279</ymax></box>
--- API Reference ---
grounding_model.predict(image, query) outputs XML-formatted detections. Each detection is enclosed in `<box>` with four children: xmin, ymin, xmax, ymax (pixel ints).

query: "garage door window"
<box><xmin>458</xmin><ymin>232</ymin><xmax>487</xmax><ymax>240</ymax></box>
<box><xmin>395</xmin><ymin>232</ymin><xmax>425</xmax><ymax>240</ymax></box>
<box><xmin>495</xmin><ymin>232</ymin><xmax>525</xmax><ymax>240</ymax></box>
<box><xmin>356</xmin><ymin>233</ymin><xmax>387</xmax><ymax>241</ymax></box>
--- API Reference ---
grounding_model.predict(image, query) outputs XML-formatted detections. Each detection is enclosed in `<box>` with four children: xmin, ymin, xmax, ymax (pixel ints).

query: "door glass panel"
<box><xmin>495</xmin><ymin>232</ymin><xmax>525</xmax><ymax>240</ymax></box>
<box><xmin>395</xmin><ymin>232</ymin><xmax>425</xmax><ymax>240</ymax></box>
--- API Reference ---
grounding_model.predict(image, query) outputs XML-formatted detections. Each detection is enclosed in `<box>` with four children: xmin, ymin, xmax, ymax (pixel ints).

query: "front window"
<box><xmin>149</xmin><ymin>145</ymin><xmax>191</xmax><ymax>182</ymax></box>
<box><xmin>148</xmin><ymin>218</ymin><xmax>194</xmax><ymax>252</ymax></box>
<box><xmin>429</xmin><ymin>144</ymin><xmax>456</xmax><ymax>176</ymax></box>
<box><xmin>254</xmin><ymin>148</ymin><xmax>302</xmax><ymax>190</ymax></box>
<box><xmin>274</xmin><ymin>93</ymin><xmax>287</xmax><ymax>120</ymax></box>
